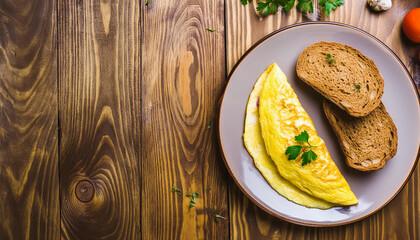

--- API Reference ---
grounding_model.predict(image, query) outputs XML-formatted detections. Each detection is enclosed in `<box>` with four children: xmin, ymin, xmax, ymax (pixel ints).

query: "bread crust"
<box><xmin>323</xmin><ymin>100</ymin><xmax>398</xmax><ymax>171</ymax></box>
<box><xmin>296</xmin><ymin>41</ymin><xmax>384</xmax><ymax>117</ymax></box>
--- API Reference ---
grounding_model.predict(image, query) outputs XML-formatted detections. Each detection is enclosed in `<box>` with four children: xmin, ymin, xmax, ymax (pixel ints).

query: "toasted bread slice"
<box><xmin>296</xmin><ymin>41</ymin><xmax>384</xmax><ymax>117</ymax></box>
<box><xmin>323</xmin><ymin>100</ymin><xmax>398</xmax><ymax>171</ymax></box>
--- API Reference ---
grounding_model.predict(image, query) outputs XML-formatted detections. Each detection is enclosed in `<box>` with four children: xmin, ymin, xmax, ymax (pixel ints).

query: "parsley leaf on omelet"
<box><xmin>285</xmin><ymin>145</ymin><xmax>302</xmax><ymax>160</ymax></box>
<box><xmin>286</xmin><ymin>131</ymin><xmax>318</xmax><ymax>166</ymax></box>
<box><xmin>302</xmin><ymin>150</ymin><xmax>317</xmax><ymax>166</ymax></box>
<box><xmin>294</xmin><ymin>130</ymin><xmax>309</xmax><ymax>143</ymax></box>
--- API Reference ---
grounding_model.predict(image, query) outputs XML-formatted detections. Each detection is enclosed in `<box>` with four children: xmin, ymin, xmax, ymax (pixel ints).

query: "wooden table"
<box><xmin>0</xmin><ymin>0</ymin><xmax>419</xmax><ymax>239</ymax></box>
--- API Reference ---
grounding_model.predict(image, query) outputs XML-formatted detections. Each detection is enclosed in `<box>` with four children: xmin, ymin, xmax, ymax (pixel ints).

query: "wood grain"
<box><xmin>0</xmin><ymin>0</ymin><xmax>418</xmax><ymax>238</ymax></box>
<box><xmin>225</xmin><ymin>0</ymin><xmax>420</xmax><ymax>239</ymax></box>
<box><xmin>58</xmin><ymin>0</ymin><xmax>141</xmax><ymax>239</ymax></box>
<box><xmin>141</xmin><ymin>0</ymin><xmax>229</xmax><ymax>239</ymax></box>
<box><xmin>0</xmin><ymin>0</ymin><xmax>59</xmax><ymax>239</ymax></box>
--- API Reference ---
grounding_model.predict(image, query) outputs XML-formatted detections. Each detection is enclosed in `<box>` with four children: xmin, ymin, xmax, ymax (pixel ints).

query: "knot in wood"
<box><xmin>75</xmin><ymin>180</ymin><xmax>94</xmax><ymax>203</ymax></box>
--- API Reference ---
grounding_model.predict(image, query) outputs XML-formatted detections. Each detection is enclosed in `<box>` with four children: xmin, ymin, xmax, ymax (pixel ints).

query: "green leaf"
<box><xmin>214</xmin><ymin>214</ymin><xmax>226</xmax><ymax>222</ymax></box>
<box><xmin>145</xmin><ymin>0</ymin><xmax>149</xmax><ymax>5</ymax></box>
<box><xmin>186</xmin><ymin>193</ymin><xmax>198</xmax><ymax>200</ymax></box>
<box><xmin>257</xmin><ymin>1</ymin><xmax>271</xmax><ymax>16</ymax></box>
<box><xmin>301</xmin><ymin>150</ymin><xmax>317</xmax><ymax>166</ymax></box>
<box><xmin>242</xmin><ymin>0</ymin><xmax>343</xmax><ymax>17</ymax></box>
<box><xmin>269</xmin><ymin>2</ymin><xmax>279</xmax><ymax>15</ymax></box>
<box><xmin>326</xmin><ymin>54</ymin><xmax>336</xmax><ymax>63</ymax></box>
<box><xmin>294</xmin><ymin>130</ymin><xmax>309</xmax><ymax>144</ymax></box>
<box><xmin>207</xmin><ymin>121</ymin><xmax>213</xmax><ymax>129</ymax></box>
<box><xmin>355</xmin><ymin>83</ymin><xmax>361</xmax><ymax>90</ymax></box>
<box><xmin>286</xmin><ymin>131</ymin><xmax>318</xmax><ymax>166</ymax></box>
<box><xmin>297</xmin><ymin>0</ymin><xmax>313</xmax><ymax>13</ymax></box>
<box><xmin>285</xmin><ymin>145</ymin><xmax>302</xmax><ymax>160</ymax></box>
<box><xmin>320</xmin><ymin>0</ymin><xmax>344</xmax><ymax>16</ymax></box>
<box><xmin>324</xmin><ymin>2</ymin><xmax>332</xmax><ymax>16</ymax></box>
<box><xmin>172</xmin><ymin>185</ymin><xmax>181</xmax><ymax>195</ymax></box>
<box><xmin>206</xmin><ymin>28</ymin><xmax>216</xmax><ymax>32</ymax></box>
<box><xmin>187</xmin><ymin>192</ymin><xmax>199</xmax><ymax>207</ymax></box>
<box><xmin>241</xmin><ymin>0</ymin><xmax>252</xmax><ymax>5</ymax></box>
<box><xmin>330</xmin><ymin>1</ymin><xmax>338</xmax><ymax>10</ymax></box>
<box><xmin>281</xmin><ymin>0</ymin><xmax>296</xmax><ymax>12</ymax></box>
<box><xmin>333</xmin><ymin>0</ymin><xmax>344</xmax><ymax>7</ymax></box>
<box><xmin>319</xmin><ymin>0</ymin><xmax>332</xmax><ymax>16</ymax></box>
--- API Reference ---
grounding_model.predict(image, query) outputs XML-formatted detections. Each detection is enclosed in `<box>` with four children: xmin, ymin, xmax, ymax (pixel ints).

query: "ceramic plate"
<box><xmin>218</xmin><ymin>22</ymin><xmax>420</xmax><ymax>226</ymax></box>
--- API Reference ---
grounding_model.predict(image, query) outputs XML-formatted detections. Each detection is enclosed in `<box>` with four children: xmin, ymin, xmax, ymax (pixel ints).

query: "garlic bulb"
<box><xmin>367</xmin><ymin>0</ymin><xmax>392</xmax><ymax>11</ymax></box>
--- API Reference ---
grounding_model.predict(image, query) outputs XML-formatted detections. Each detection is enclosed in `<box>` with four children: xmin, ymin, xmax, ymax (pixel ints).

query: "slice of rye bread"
<box><xmin>323</xmin><ymin>100</ymin><xmax>397</xmax><ymax>171</ymax></box>
<box><xmin>296</xmin><ymin>41</ymin><xmax>384</xmax><ymax>117</ymax></box>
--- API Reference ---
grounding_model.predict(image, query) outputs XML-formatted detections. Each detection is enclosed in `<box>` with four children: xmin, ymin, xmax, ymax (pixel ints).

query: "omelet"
<box><xmin>244</xmin><ymin>64</ymin><xmax>335</xmax><ymax>209</ymax></box>
<box><xmin>259</xmin><ymin>63</ymin><xmax>358</xmax><ymax>206</ymax></box>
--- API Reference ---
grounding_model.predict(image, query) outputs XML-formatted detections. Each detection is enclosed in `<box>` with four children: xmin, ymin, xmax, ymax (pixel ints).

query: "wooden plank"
<box><xmin>0</xmin><ymin>0</ymin><xmax>59</xmax><ymax>239</ymax></box>
<box><xmin>141</xmin><ymin>0</ymin><xmax>229</xmax><ymax>239</ymax></box>
<box><xmin>225</xmin><ymin>0</ymin><xmax>420</xmax><ymax>239</ymax></box>
<box><xmin>57</xmin><ymin>0</ymin><xmax>141</xmax><ymax>239</ymax></box>
<box><xmin>225</xmin><ymin>2</ymin><xmax>305</xmax><ymax>239</ymax></box>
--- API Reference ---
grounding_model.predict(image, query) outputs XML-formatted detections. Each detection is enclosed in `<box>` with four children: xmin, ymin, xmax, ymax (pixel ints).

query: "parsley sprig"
<box><xmin>256</xmin><ymin>0</ymin><xmax>295</xmax><ymax>16</ymax></box>
<box><xmin>297</xmin><ymin>0</ymin><xmax>314</xmax><ymax>13</ymax></box>
<box><xmin>172</xmin><ymin>185</ymin><xmax>182</xmax><ymax>195</ymax></box>
<box><xmin>285</xmin><ymin>130</ymin><xmax>318</xmax><ymax>166</ymax></box>
<box><xmin>326</xmin><ymin>53</ymin><xmax>336</xmax><ymax>64</ymax></box>
<box><xmin>242</xmin><ymin>0</ymin><xmax>343</xmax><ymax>17</ymax></box>
<box><xmin>319</xmin><ymin>0</ymin><xmax>344</xmax><ymax>16</ymax></box>
<box><xmin>209</xmin><ymin>208</ymin><xmax>226</xmax><ymax>223</ymax></box>
<box><xmin>186</xmin><ymin>193</ymin><xmax>199</xmax><ymax>208</ymax></box>
<box><xmin>207</xmin><ymin>121</ymin><xmax>213</xmax><ymax>129</ymax></box>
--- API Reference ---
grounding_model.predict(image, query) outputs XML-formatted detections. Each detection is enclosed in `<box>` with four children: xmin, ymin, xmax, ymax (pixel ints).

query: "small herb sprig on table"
<box><xmin>241</xmin><ymin>0</ymin><xmax>344</xmax><ymax>17</ymax></box>
<box><xmin>207</xmin><ymin>121</ymin><xmax>214</xmax><ymax>129</ymax></box>
<box><xmin>319</xmin><ymin>0</ymin><xmax>344</xmax><ymax>17</ymax></box>
<box><xmin>172</xmin><ymin>185</ymin><xmax>182</xmax><ymax>195</ymax></box>
<box><xmin>285</xmin><ymin>130</ymin><xmax>318</xmax><ymax>166</ymax></box>
<box><xmin>186</xmin><ymin>193</ymin><xmax>199</xmax><ymax>208</ymax></box>
<box><xmin>209</xmin><ymin>208</ymin><xmax>226</xmax><ymax>223</ymax></box>
<box><xmin>255</xmin><ymin>0</ymin><xmax>295</xmax><ymax>16</ymax></box>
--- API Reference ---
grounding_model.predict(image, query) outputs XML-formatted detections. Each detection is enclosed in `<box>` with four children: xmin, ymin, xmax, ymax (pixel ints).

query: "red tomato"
<box><xmin>403</xmin><ymin>8</ymin><xmax>420</xmax><ymax>43</ymax></box>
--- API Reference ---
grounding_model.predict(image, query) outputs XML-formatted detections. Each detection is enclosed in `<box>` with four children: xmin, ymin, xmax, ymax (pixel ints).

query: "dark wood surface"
<box><xmin>141</xmin><ymin>0</ymin><xmax>228</xmax><ymax>239</ymax></box>
<box><xmin>0</xmin><ymin>0</ymin><xmax>60</xmax><ymax>239</ymax></box>
<box><xmin>0</xmin><ymin>0</ymin><xmax>419</xmax><ymax>239</ymax></box>
<box><xmin>58</xmin><ymin>0</ymin><xmax>141</xmax><ymax>239</ymax></box>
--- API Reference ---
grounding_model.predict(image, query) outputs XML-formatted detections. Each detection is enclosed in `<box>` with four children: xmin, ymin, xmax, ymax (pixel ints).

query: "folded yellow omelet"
<box><xmin>244</xmin><ymin>64</ymin><xmax>335</xmax><ymax>209</ymax></box>
<box><xmin>258</xmin><ymin>63</ymin><xmax>357</xmax><ymax>206</ymax></box>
